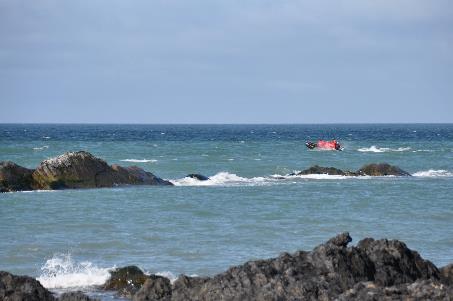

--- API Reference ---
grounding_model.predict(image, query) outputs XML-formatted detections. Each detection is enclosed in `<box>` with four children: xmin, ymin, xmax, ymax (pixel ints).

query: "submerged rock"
<box><xmin>0</xmin><ymin>161</ymin><xmax>34</xmax><ymax>192</ymax></box>
<box><xmin>185</xmin><ymin>174</ymin><xmax>209</xmax><ymax>181</ymax></box>
<box><xmin>357</xmin><ymin>163</ymin><xmax>411</xmax><ymax>176</ymax></box>
<box><xmin>102</xmin><ymin>266</ymin><xmax>149</xmax><ymax>298</ymax></box>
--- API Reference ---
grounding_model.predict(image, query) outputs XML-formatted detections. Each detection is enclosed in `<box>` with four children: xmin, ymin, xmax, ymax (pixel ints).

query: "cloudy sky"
<box><xmin>1</xmin><ymin>0</ymin><xmax>452</xmax><ymax>123</ymax></box>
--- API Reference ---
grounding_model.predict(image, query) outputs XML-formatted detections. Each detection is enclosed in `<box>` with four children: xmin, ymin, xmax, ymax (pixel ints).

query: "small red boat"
<box><xmin>306</xmin><ymin>140</ymin><xmax>342</xmax><ymax>151</ymax></box>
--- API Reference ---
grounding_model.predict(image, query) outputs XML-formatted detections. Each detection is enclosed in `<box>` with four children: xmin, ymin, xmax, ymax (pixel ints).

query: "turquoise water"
<box><xmin>1</xmin><ymin>124</ymin><xmax>452</xmax><ymax>298</ymax></box>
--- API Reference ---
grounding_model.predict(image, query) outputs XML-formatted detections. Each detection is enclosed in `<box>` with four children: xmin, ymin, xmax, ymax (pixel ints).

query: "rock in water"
<box><xmin>357</xmin><ymin>163</ymin><xmax>411</xmax><ymax>176</ymax></box>
<box><xmin>103</xmin><ymin>266</ymin><xmax>149</xmax><ymax>298</ymax></box>
<box><xmin>440</xmin><ymin>263</ymin><xmax>453</xmax><ymax>285</ymax></box>
<box><xmin>59</xmin><ymin>292</ymin><xmax>99</xmax><ymax>301</ymax></box>
<box><xmin>295</xmin><ymin>165</ymin><xmax>358</xmax><ymax>176</ymax></box>
<box><xmin>0</xmin><ymin>161</ymin><xmax>34</xmax><ymax>192</ymax></box>
<box><xmin>0</xmin><ymin>271</ymin><xmax>55</xmax><ymax>301</ymax></box>
<box><xmin>132</xmin><ymin>276</ymin><xmax>172</xmax><ymax>301</ymax></box>
<box><xmin>185</xmin><ymin>174</ymin><xmax>210</xmax><ymax>181</ymax></box>
<box><xmin>31</xmin><ymin>151</ymin><xmax>173</xmax><ymax>189</ymax></box>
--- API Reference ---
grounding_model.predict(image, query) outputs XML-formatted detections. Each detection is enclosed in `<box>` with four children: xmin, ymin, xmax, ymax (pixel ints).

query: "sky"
<box><xmin>1</xmin><ymin>0</ymin><xmax>452</xmax><ymax>123</ymax></box>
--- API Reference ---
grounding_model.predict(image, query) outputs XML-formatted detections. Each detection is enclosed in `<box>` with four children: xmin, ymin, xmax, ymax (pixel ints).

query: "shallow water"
<box><xmin>1</xmin><ymin>124</ymin><xmax>452</xmax><ymax>299</ymax></box>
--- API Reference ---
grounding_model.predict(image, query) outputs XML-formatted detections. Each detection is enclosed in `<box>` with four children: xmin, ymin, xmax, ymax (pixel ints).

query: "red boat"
<box><xmin>306</xmin><ymin>140</ymin><xmax>342</xmax><ymax>151</ymax></box>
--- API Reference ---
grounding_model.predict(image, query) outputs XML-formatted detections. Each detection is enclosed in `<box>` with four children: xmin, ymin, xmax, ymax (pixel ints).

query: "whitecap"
<box><xmin>170</xmin><ymin>172</ymin><xmax>272</xmax><ymax>187</ymax></box>
<box><xmin>412</xmin><ymin>170</ymin><xmax>453</xmax><ymax>177</ymax></box>
<box><xmin>37</xmin><ymin>253</ymin><xmax>112</xmax><ymax>289</ymax></box>
<box><xmin>357</xmin><ymin>146</ymin><xmax>411</xmax><ymax>153</ymax></box>
<box><xmin>120</xmin><ymin>159</ymin><xmax>157</xmax><ymax>163</ymax></box>
<box><xmin>43</xmin><ymin>136</ymin><xmax>51</xmax><ymax>139</ymax></box>
<box><xmin>33</xmin><ymin>146</ymin><xmax>49</xmax><ymax>151</ymax></box>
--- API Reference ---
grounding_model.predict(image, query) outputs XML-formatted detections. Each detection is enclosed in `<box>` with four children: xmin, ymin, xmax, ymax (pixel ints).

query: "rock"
<box><xmin>294</xmin><ymin>165</ymin><xmax>357</xmax><ymax>176</ymax></box>
<box><xmin>0</xmin><ymin>271</ymin><xmax>55</xmax><ymax>301</ymax></box>
<box><xmin>440</xmin><ymin>263</ymin><xmax>453</xmax><ymax>285</ymax></box>
<box><xmin>337</xmin><ymin>280</ymin><xmax>453</xmax><ymax>300</ymax></box>
<box><xmin>31</xmin><ymin>151</ymin><xmax>173</xmax><ymax>190</ymax></box>
<box><xmin>357</xmin><ymin>237</ymin><xmax>439</xmax><ymax>286</ymax></box>
<box><xmin>357</xmin><ymin>163</ymin><xmax>411</xmax><ymax>176</ymax></box>
<box><xmin>103</xmin><ymin>266</ymin><xmax>149</xmax><ymax>298</ymax></box>
<box><xmin>132</xmin><ymin>275</ymin><xmax>172</xmax><ymax>301</ymax></box>
<box><xmin>185</xmin><ymin>174</ymin><xmax>209</xmax><ymax>181</ymax></box>
<box><xmin>0</xmin><ymin>161</ymin><xmax>34</xmax><ymax>192</ymax></box>
<box><xmin>58</xmin><ymin>291</ymin><xmax>97</xmax><ymax>301</ymax></box>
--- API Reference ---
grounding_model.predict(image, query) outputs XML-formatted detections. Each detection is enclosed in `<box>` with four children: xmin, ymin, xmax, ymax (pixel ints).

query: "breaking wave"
<box><xmin>170</xmin><ymin>172</ymin><xmax>274</xmax><ymax>187</ymax></box>
<box><xmin>37</xmin><ymin>253</ymin><xmax>112</xmax><ymax>289</ymax></box>
<box><xmin>120</xmin><ymin>159</ymin><xmax>158</xmax><ymax>163</ymax></box>
<box><xmin>412</xmin><ymin>170</ymin><xmax>453</xmax><ymax>177</ymax></box>
<box><xmin>357</xmin><ymin>146</ymin><xmax>411</xmax><ymax>153</ymax></box>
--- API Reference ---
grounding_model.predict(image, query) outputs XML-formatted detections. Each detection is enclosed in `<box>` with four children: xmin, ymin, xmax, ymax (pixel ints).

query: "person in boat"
<box><xmin>306</xmin><ymin>139</ymin><xmax>342</xmax><ymax>150</ymax></box>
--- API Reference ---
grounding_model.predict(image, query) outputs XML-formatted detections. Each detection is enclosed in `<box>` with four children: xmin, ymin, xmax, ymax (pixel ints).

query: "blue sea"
<box><xmin>1</xmin><ymin>124</ymin><xmax>452</xmax><ymax>299</ymax></box>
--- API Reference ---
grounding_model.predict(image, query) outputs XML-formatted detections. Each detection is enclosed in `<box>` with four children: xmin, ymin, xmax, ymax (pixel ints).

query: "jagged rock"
<box><xmin>103</xmin><ymin>266</ymin><xmax>149</xmax><ymax>298</ymax></box>
<box><xmin>294</xmin><ymin>165</ymin><xmax>358</xmax><ymax>176</ymax></box>
<box><xmin>186</xmin><ymin>174</ymin><xmax>209</xmax><ymax>181</ymax></box>
<box><xmin>440</xmin><ymin>263</ymin><xmax>453</xmax><ymax>285</ymax></box>
<box><xmin>58</xmin><ymin>291</ymin><xmax>98</xmax><ymax>301</ymax></box>
<box><xmin>31</xmin><ymin>151</ymin><xmax>172</xmax><ymax>190</ymax></box>
<box><xmin>0</xmin><ymin>161</ymin><xmax>34</xmax><ymax>192</ymax></box>
<box><xmin>336</xmin><ymin>280</ymin><xmax>453</xmax><ymax>300</ymax></box>
<box><xmin>0</xmin><ymin>271</ymin><xmax>55</xmax><ymax>301</ymax></box>
<box><xmin>132</xmin><ymin>275</ymin><xmax>172</xmax><ymax>301</ymax></box>
<box><xmin>357</xmin><ymin>163</ymin><xmax>411</xmax><ymax>176</ymax></box>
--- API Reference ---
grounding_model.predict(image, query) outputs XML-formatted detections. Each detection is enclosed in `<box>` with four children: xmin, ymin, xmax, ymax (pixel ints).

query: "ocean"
<box><xmin>1</xmin><ymin>124</ymin><xmax>452</xmax><ymax>300</ymax></box>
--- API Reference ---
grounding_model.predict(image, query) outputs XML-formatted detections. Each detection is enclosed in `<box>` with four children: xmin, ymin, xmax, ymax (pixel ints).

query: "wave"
<box><xmin>33</xmin><ymin>146</ymin><xmax>49</xmax><ymax>151</ymax></box>
<box><xmin>170</xmin><ymin>172</ymin><xmax>274</xmax><ymax>187</ymax></box>
<box><xmin>120</xmin><ymin>159</ymin><xmax>157</xmax><ymax>163</ymax></box>
<box><xmin>412</xmin><ymin>170</ymin><xmax>453</xmax><ymax>177</ymax></box>
<box><xmin>357</xmin><ymin>146</ymin><xmax>411</xmax><ymax>153</ymax></box>
<box><xmin>270</xmin><ymin>173</ymin><xmax>364</xmax><ymax>180</ymax></box>
<box><xmin>37</xmin><ymin>253</ymin><xmax>112</xmax><ymax>289</ymax></box>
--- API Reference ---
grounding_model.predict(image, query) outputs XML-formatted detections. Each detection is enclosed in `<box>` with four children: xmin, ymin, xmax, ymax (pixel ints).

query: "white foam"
<box><xmin>33</xmin><ymin>146</ymin><xmax>49</xmax><ymax>151</ymax></box>
<box><xmin>155</xmin><ymin>271</ymin><xmax>177</xmax><ymax>283</ymax></box>
<box><xmin>271</xmin><ymin>173</ymin><xmax>362</xmax><ymax>180</ymax></box>
<box><xmin>37</xmin><ymin>253</ymin><xmax>112</xmax><ymax>289</ymax></box>
<box><xmin>357</xmin><ymin>146</ymin><xmax>411</xmax><ymax>153</ymax></box>
<box><xmin>43</xmin><ymin>136</ymin><xmax>51</xmax><ymax>139</ymax></box>
<box><xmin>412</xmin><ymin>170</ymin><xmax>453</xmax><ymax>177</ymax></box>
<box><xmin>120</xmin><ymin>159</ymin><xmax>157</xmax><ymax>163</ymax></box>
<box><xmin>170</xmin><ymin>172</ymin><xmax>272</xmax><ymax>187</ymax></box>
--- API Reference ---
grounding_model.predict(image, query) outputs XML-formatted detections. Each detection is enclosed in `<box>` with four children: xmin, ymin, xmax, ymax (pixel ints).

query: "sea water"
<box><xmin>1</xmin><ymin>124</ymin><xmax>452</xmax><ymax>299</ymax></box>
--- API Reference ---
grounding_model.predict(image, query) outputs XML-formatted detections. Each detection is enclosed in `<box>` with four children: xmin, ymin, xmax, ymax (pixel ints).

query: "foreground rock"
<box><xmin>0</xmin><ymin>151</ymin><xmax>172</xmax><ymax>192</ymax></box>
<box><xmin>125</xmin><ymin>233</ymin><xmax>448</xmax><ymax>301</ymax></box>
<box><xmin>292</xmin><ymin>163</ymin><xmax>411</xmax><ymax>177</ymax></box>
<box><xmin>102</xmin><ymin>266</ymin><xmax>149</xmax><ymax>298</ymax></box>
<box><xmin>0</xmin><ymin>271</ymin><xmax>96</xmax><ymax>301</ymax></box>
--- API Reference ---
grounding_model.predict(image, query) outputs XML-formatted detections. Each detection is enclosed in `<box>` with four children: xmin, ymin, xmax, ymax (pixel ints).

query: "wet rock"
<box><xmin>185</xmin><ymin>174</ymin><xmax>209</xmax><ymax>181</ymax></box>
<box><xmin>294</xmin><ymin>165</ymin><xmax>357</xmax><ymax>176</ymax></box>
<box><xmin>31</xmin><ymin>151</ymin><xmax>172</xmax><ymax>190</ymax></box>
<box><xmin>0</xmin><ymin>271</ymin><xmax>55</xmax><ymax>301</ymax></box>
<box><xmin>103</xmin><ymin>266</ymin><xmax>149</xmax><ymax>298</ymax></box>
<box><xmin>58</xmin><ymin>291</ymin><xmax>98</xmax><ymax>301</ymax></box>
<box><xmin>357</xmin><ymin>163</ymin><xmax>411</xmax><ymax>176</ymax></box>
<box><xmin>357</xmin><ymin>237</ymin><xmax>439</xmax><ymax>286</ymax></box>
<box><xmin>132</xmin><ymin>275</ymin><xmax>172</xmax><ymax>301</ymax></box>
<box><xmin>0</xmin><ymin>161</ymin><xmax>34</xmax><ymax>192</ymax></box>
<box><xmin>440</xmin><ymin>263</ymin><xmax>453</xmax><ymax>285</ymax></box>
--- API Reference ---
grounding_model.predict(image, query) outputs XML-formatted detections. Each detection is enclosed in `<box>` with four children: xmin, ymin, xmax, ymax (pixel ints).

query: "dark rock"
<box><xmin>337</xmin><ymin>280</ymin><xmax>453</xmax><ymax>300</ymax></box>
<box><xmin>103</xmin><ymin>266</ymin><xmax>149</xmax><ymax>298</ymax></box>
<box><xmin>58</xmin><ymin>291</ymin><xmax>97</xmax><ymax>301</ymax></box>
<box><xmin>0</xmin><ymin>161</ymin><xmax>34</xmax><ymax>192</ymax></box>
<box><xmin>357</xmin><ymin>237</ymin><xmax>439</xmax><ymax>286</ymax></box>
<box><xmin>440</xmin><ymin>263</ymin><xmax>453</xmax><ymax>285</ymax></box>
<box><xmin>185</xmin><ymin>174</ymin><xmax>209</xmax><ymax>181</ymax></box>
<box><xmin>357</xmin><ymin>163</ymin><xmax>411</xmax><ymax>176</ymax></box>
<box><xmin>31</xmin><ymin>151</ymin><xmax>173</xmax><ymax>190</ymax></box>
<box><xmin>0</xmin><ymin>271</ymin><xmax>55</xmax><ymax>301</ymax></box>
<box><xmin>294</xmin><ymin>165</ymin><xmax>357</xmax><ymax>176</ymax></box>
<box><xmin>132</xmin><ymin>275</ymin><xmax>172</xmax><ymax>301</ymax></box>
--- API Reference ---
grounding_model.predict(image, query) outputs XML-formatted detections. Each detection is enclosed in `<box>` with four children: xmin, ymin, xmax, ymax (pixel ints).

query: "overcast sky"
<box><xmin>1</xmin><ymin>0</ymin><xmax>452</xmax><ymax>123</ymax></box>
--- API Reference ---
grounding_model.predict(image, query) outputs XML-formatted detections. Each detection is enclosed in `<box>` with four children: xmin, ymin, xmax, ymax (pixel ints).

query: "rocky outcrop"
<box><xmin>0</xmin><ymin>151</ymin><xmax>172</xmax><ymax>192</ymax></box>
<box><xmin>291</xmin><ymin>163</ymin><xmax>411</xmax><ymax>177</ymax></box>
<box><xmin>440</xmin><ymin>263</ymin><xmax>453</xmax><ymax>285</ymax></box>
<box><xmin>0</xmin><ymin>271</ymin><xmax>96</xmax><ymax>301</ymax></box>
<box><xmin>357</xmin><ymin>163</ymin><xmax>412</xmax><ymax>176</ymax></box>
<box><xmin>185</xmin><ymin>174</ymin><xmax>209</xmax><ymax>181</ymax></box>
<box><xmin>0</xmin><ymin>161</ymin><xmax>34</xmax><ymax>192</ymax></box>
<box><xmin>128</xmin><ymin>233</ymin><xmax>447</xmax><ymax>301</ymax></box>
<box><xmin>102</xmin><ymin>266</ymin><xmax>149</xmax><ymax>298</ymax></box>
